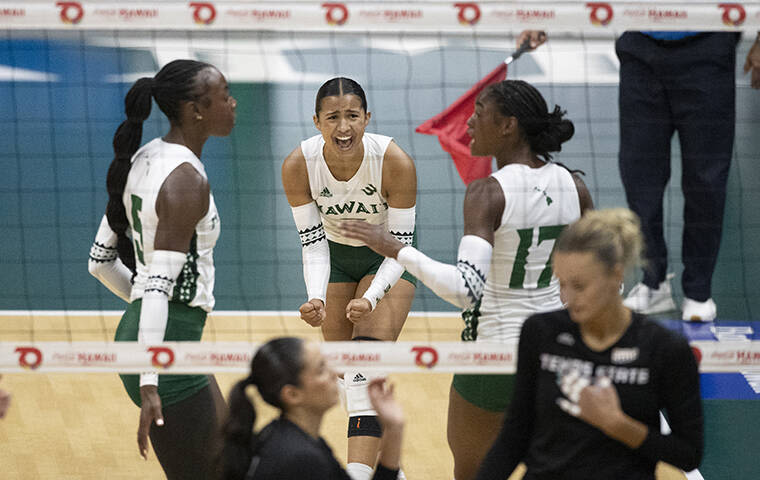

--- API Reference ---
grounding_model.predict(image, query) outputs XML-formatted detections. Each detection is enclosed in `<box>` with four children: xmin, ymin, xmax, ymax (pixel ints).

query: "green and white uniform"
<box><xmin>455</xmin><ymin>162</ymin><xmax>581</xmax><ymax>412</ymax></box>
<box><xmin>115</xmin><ymin>137</ymin><xmax>220</xmax><ymax>407</ymax></box>
<box><xmin>300</xmin><ymin>133</ymin><xmax>415</xmax><ymax>284</ymax></box>
<box><xmin>125</xmin><ymin>138</ymin><xmax>219</xmax><ymax>311</ymax></box>
<box><xmin>476</xmin><ymin>162</ymin><xmax>581</xmax><ymax>342</ymax></box>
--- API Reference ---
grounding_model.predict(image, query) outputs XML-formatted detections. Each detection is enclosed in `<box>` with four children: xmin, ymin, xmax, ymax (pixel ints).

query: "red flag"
<box><xmin>416</xmin><ymin>62</ymin><xmax>507</xmax><ymax>185</ymax></box>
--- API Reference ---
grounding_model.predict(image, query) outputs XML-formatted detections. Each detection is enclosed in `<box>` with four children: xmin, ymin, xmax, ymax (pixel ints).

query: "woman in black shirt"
<box><xmin>221</xmin><ymin>337</ymin><xmax>403</xmax><ymax>480</ymax></box>
<box><xmin>476</xmin><ymin>208</ymin><xmax>703</xmax><ymax>479</ymax></box>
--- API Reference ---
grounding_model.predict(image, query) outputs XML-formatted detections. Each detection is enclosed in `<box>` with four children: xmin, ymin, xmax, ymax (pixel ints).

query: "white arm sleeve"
<box><xmin>138</xmin><ymin>249</ymin><xmax>186</xmax><ymax>387</ymax></box>
<box><xmin>291</xmin><ymin>202</ymin><xmax>330</xmax><ymax>304</ymax></box>
<box><xmin>88</xmin><ymin>215</ymin><xmax>133</xmax><ymax>302</ymax></box>
<box><xmin>362</xmin><ymin>206</ymin><xmax>416</xmax><ymax>310</ymax></box>
<box><xmin>396</xmin><ymin>235</ymin><xmax>492</xmax><ymax>309</ymax></box>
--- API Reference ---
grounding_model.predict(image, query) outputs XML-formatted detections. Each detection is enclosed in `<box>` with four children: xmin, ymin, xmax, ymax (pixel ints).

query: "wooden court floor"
<box><xmin>0</xmin><ymin>313</ymin><xmax>686</xmax><ymax>479</ymax></box>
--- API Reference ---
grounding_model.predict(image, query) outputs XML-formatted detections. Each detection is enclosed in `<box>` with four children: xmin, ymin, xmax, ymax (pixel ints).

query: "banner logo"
<box><xmin>56</xmin><ymin>1</ymin><xmax>84</xmax><ymax>24</ymax></box>
<box><xmin>411</xmin><ymin>346</ymin><xmax>439</xmax><ymax>369</ymax></box>
<box><xmin>691</xmin><ymin>346</ymin><xmax>702</xmax><ymax>365</ymax></box>
<box><xmin>189</xmin><ymin>2</ymin><xmax>216</xmax><ymax>25</ymax></box>
<box><xmin>322</xmin><ymin>3</ymin><xmax>349</xmax><ymax>25</ymax></box>
<box><xmin>148</xmin><ymin>346</ymin><xmax>175</xmax><ymax>369</ymax></box>
<box><xmin>586</xmin><ymin>2</ymin><xmax>613</xmax><ymax>26</ymax></box>
<box><xmin>15</xmin><ymin>347</ymin><xmax>43</xmax><ymax>370</ymax></box>
<box><xmin>719</xmin><ymin>3</ymin><xmax>746</xmax><ymax>26</ymax></box>
<box><xmin>454</xmin><ymin>3</ymin><xmax>481</xmax><ymax>25</ymax></box>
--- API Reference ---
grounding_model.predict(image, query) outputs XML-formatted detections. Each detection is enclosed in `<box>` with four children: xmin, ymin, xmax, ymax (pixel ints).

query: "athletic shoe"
<box><xmin>623</xmin><ymin>274</ymin><xmax>676</xmax><ymax>314</ymax></box>
<box><xmin>682</xmin><ymin>297</ymin><xmax>717</xmax><ymax>322</ymax></box>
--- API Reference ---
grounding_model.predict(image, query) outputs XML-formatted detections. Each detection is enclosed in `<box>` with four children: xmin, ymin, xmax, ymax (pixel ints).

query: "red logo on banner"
<box><xmin>691</xmin><ymin>346</ymin><xmax>702</xmax><ymax>365</ymax></box>
<box><xmin>454</xmin><ymin>3</ymin><xmax>481</xmax><ymax>25</ymax></box>
<box><xmin>719</xmin><ymin>3</ymin><xmax>746</xmax><ymax>26</ymax></box>
<box><xmin>57</xmin><ymin>2</ymin><xmax>84</xmax><ymax>24</ymax></box>
<box><xmin>323</xmin><ymin>3</ymin><xmax>349</xmax><ymax>25</ymax></box>
<box><xmin>411</xmin><ymin>346</ymin><xmax>439</xmax><ymax>369</ymax></box>
<box><xmin>15</xmin><ymin>347</ymin><xmax>43</xmax><ymax>370</ymax></box>
<box><xmin>190</xmin><ymin>2</ymin><xmax>216</xmax><ymax>25</ymax></box>
<box><xmin>148</xmin><ymin>346</ymin><xmax>175</xmax><ymax>369</ymax></box>
<box><xmin>586</xmin><ymin>2</ymin><xmax>613</xmax><ymax>26</ymax></box>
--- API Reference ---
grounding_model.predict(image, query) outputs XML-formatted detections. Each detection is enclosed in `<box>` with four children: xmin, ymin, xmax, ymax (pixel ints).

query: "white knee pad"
<box><xmin>343</xmin><ymin>370</ymin><xmax>378</xmax><ymax>417</ymax></box>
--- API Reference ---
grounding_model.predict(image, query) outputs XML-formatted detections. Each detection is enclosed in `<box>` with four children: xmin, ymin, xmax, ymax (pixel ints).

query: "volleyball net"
<box><xmin>1</xmin><ymin>0</ymin><xmax>759</xmax><ymax>361</ymax></box>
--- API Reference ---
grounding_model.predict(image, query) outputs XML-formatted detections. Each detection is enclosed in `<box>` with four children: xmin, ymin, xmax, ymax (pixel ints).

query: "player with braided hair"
<box><xmin>88</xmin><ymin>59</ymin><xmax>236</xmax><ymax>479</ymax></box>
<box><xmin>343</xmin><ymin>79</ymin><xmax>593</xmax><ymax>480</ymax></box>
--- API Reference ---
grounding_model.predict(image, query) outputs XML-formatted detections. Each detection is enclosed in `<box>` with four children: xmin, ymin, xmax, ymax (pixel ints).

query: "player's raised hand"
<box><xmin>299</xmin><ymin>298</ymin><xmax>326</xmax><ymax>327</ymax></box>
<box><xmin>517</xmin><ymin>30</ymin><xmax>547</xmax><ymax>50</ymax></box>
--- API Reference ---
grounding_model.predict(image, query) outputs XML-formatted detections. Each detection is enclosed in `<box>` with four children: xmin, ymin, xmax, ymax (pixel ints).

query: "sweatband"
<box><xmin>362</xmin><ymin>206</ymin><xmax>416</xmax><ymax>310</ymax></box>
<box><xmin>396</xmin><ymin>235</ymin><xmax>492</xmax><ymax>309</ymax></box>
<box><xmin>138</xmin><ymin>249</ymin><xmax>186</xmax><ymax>387</ymax></box>
<box><xmin>291</xmin><ymin>202</ymin><xmax>329</xmax><ymax>304</ymax></box>
<box><xmin>88</xmin><ymin>215</ymin><xmax>133</xmax><ymax>302</ymax></box>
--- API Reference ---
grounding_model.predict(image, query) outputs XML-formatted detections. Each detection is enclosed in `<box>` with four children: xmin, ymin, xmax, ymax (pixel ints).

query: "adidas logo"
<box><xmin>353</xmin><ymin>373</ymin><xmax>366</xmax><ymax>383</ymax></box>
<box><xmin>320</xmin><ymin>187</ymin><xmax>333</xmax><ymax>197</ymax></box>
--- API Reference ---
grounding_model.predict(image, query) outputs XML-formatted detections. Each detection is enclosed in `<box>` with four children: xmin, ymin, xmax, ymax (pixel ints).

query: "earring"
<box><xmin>196</xmin><ymin>114</ymin><xmax>203</xmax><ymax>121</ymax></box>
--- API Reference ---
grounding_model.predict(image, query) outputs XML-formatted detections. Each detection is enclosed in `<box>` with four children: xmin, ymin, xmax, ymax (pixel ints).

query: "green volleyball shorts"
<box><xmin>328</xmin><ymin>238</ymin><xmax>417</xmax><ymax>286</ymax></box>
<box><xmin>114</xmin><ymin>298</ymin><xmax>209</xmax><ymax>408</ymax></box>
<box><xmin>454</xmin><ymin>301</ymin><xmax>516</xmax><ymax>412</ymax></box>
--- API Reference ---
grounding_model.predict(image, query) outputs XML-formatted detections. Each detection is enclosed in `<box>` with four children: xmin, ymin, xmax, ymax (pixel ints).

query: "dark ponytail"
<box><xmin>104</xmin><ymin>60</ymin><xmax>214</xmax><ymax>272</ymax></box>
<box><xmin>221</xmin><ymin>377</ymin><xmax>258</xmax><ymax>480</ymax></box>
<box><xmin>106</xmin><ymin>77</ymin><xmax>154</xmax><ymax>273</ymax></box>
<box><xmin>484</xmin><ymin>80</ymin><xmax>574</xmax><ymax>161</ymax></box>
<box><xmin>221</xmin><ymin>337</ymin><xmax>306</xmax><ymax>480</ymax></box>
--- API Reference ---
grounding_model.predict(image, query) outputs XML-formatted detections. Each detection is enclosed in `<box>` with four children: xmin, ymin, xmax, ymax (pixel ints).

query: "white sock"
<box><xmin>346</xmin><ymin>462</ymin><xmax>373</xmax><ymax>480</ymax></box>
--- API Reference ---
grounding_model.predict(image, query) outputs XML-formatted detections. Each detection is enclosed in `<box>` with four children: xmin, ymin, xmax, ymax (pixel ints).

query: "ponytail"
<box><xmin>221</xmin><ymin>377</ymin><xmax>258</xmax><ymax>480</ymax></box>
<box><xmin>484</xmin><ymin>80</ymin><xmax>575</xmax><ymax>161</ymax></box>
<box><xmin>220</xmin><ymin>337</ymin><xmax>306</xmax><ymax>479</ymax></box>
<box><xmin>105</xmin><ymin>77</ymin><xmax>154</xmax><ymax>273</ymax></box>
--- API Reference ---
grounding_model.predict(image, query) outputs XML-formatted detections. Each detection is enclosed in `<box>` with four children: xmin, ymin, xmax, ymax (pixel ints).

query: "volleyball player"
<box><xmin>342</xmin><ymin>79</ymin><xmax>593</xmax><ymax>480</ymax></box>
<box><xmin>88</xmin><ymin>59</ymin><xmax>236</xmax><ymax>479</ymax></box>
<box><xmin>282</xmin><ymin>77</ymin><xmax>417</xmax><ymax>479</ymax></box>
<box><xmin>476</xmin><ymin>209</ymin><xmax>703</xmax><ymax>479</ymax></box>
<box><xmin>221</xmin><ymin>337</ymin><xmax>404</xmax><ymax>480</ymax></box>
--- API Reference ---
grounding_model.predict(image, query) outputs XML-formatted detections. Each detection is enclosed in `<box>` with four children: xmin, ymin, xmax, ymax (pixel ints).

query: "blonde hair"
<box><xmin>555</xmin><ymin>208</ymin><xmax>643</xmax><ymax>272</ymax></box>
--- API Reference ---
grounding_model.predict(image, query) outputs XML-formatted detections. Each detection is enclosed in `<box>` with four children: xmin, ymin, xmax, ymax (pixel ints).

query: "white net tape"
<box><xmin>0</xmin><ymin>2</ymin><xmax>756</xmax><ymax>33</ymax></box>
<box><xmin>1</xmin><ymin>340</ymin><xmax>758</xmax><ymax>374</ymax></box>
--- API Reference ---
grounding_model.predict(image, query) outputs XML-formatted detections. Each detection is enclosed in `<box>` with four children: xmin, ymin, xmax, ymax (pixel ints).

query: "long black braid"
<box><xmin>105</xmin><ymin>59</ymin><xmax>214</xmax><ymax>273</ymax></box>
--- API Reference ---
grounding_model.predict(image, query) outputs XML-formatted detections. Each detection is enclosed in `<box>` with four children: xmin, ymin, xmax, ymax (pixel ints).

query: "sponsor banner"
<box><xmin>1</xmin><ymin>340</ymin><xmax>759</xmax><ymax>374</ymax></box>
<box><xmin>0</xmin><ymin>2</ymin><xmax>758</xmax><ymax>31</ymax></box>
<box><xmin>691</xmin><ymin>340</ymin><xmax>760</xmax><ymax>372</ymax></box>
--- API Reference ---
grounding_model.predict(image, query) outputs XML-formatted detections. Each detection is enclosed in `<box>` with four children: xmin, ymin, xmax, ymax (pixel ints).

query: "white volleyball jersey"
<box><xmin>477</xmin><ymin>162</ymin><xmax>581</xmax><ymax>342</ymax></box>
<box><xmin>123</xmin><ymin>138</ymin><xmax>220</xmax><ymax>312</ymax></box>
<box><xmin>301</xmin><ymin>133</ymin><xmax>392</xmax><ymax>246</ymax></box>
